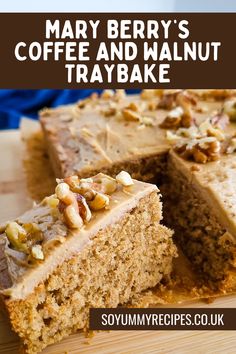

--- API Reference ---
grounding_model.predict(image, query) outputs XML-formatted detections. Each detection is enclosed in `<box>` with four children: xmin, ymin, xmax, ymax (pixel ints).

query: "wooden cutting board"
<box><xmin>0</xmin><ymin>130</ymin><xmax>236</xmax><ymax>354</ymax></box>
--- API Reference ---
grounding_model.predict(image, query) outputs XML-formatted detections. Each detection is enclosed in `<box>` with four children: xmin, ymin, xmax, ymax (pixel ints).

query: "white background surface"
<box><xmin>0</xmin><ymin>0</ymin><xmax>236</xmax><ymax>12</ymax></box>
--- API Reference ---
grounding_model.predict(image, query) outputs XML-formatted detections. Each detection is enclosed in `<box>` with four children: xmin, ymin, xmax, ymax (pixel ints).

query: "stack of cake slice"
<box><xmin>0</xmin><ymin>172</ymin><xmax>176</xmax><ymax>353</ymax></box>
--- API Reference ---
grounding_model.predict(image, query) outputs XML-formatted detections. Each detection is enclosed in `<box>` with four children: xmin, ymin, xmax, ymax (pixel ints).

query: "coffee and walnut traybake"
<box><xmin>1</xmin><ymin>89</ymin><xmax>236</xmax><ymax>353</ymax></box>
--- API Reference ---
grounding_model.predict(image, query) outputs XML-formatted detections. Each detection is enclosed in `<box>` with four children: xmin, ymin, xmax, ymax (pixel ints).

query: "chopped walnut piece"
<box><xmin>103</xmin><ymin>107</ymin><xmax>117</xmax><ymax>117</ymax></box>
<box><xmin>159</xmin><ymin>106</ymin><xmax>184</xmax><ymax>129</ymax></box>
<box><xmin>77</xmin><ymin>98</ymin><xmax>90</xmax><ymax>109</ymax></box>
<box><xmin>40</xmin><ymin>107</ymin><xmax>52</xmax><ymax>117</ymax></box>
<box><xmin>166</xmin><ymin>130</ymin><xmax>182</xmax><ymax>142</ymax></box>
<box><xmin>148</xmin><ymin>101</ymin><xmax>158</xmax><ymax>111</ymax></box>
<box><xmin>91</xmin><ymin>92</ymin><xmax>99</xmax><ymax>100</ymax></box>
<box><xmin>114</xmin><ymin>89</ymin><xmax>126</xmax><ymax>101</ymax></box>
<box><xmin>77</xmin><ymin>93</ymin><xmax>98</xmax><ymax>109</ymax></box>
<box><xmin>101</xmin><ymin>90</ymin><xmax>114</xmax><ymax>99</ymax></box>
<box><xmin>76</xmin><ymin>195</ymin><xmax>92</xmax><ymax>222</ymax></box>
<box><xmin>92</xmin><ymin>174</ymin><xmax>117</xmax><ymax>195</ymax></box>
<box><xmin>122</xmin><ymin>109</ymin><xmax>140</xmax><ymax>121</ymax></box>
<box><xmin>158</xmin><ymin>92</ymin><xmax>179</xmax><ymax>110</ymax></box>
<box><xmin>177</xmin><ymin>126</ymin><xmax>199</xmax><ymax>139</ymax></box>
<box><xmin>176</xmin><ymin>91</ymin><xmax>197</xmax><ymax>109</ymax></box>
<box><xmin>31</xmin><ymin>245</ymin><xmax>44</xmax><ymax>260</ymax></box>
<box><xmin>126</xmin><ymin>102</ymin><xmax>139</xmax><ymax>112</ymax></box>
<box><xmin>223</xmin><ymin>98</ymin><xmax>236</xmax><ymax>121</ymax></box>
<box><xmin>63</xmin><ymin>175</ymin><xmax>80</xmax><ymax>191</ymax></box>
<box><xmin>194</xmin><ymin>90</ymin><xmax>236</xmax><ymax>101</ymax></box>
<box><xmin>64</xmin><ymin>204</ymin><xmax>84</xmax><ymax>229</ymax></box>
<box><xmin>226</xmin><ymin>137</ymin><xmax>236</xmax><ymax>154</ymax></box>
<box><xmin>88</xmin><ymin>192</ymin><xmax>110</xmax><ymax>211</ymax></box>
<box><xmin>199</xmin><ymin>119</ymin><xmax>225</xmax><ymax>141</ymax></box>
<box><xmin>45</xmin><ymin>195</ymin><xmax>59</xmax><ymax>208</ymax></box>
<box><xmin>116</xmin><ymin>171</ymin><xmax>134</xmax><ymax>187</ymax></box>
<box><xmin>5</xmin><ymin>222</ymin><xmax>28</xmax><ymax>253</ymax></box>
<box><xmin>55</xmin><ymin>180</ymin><xmax>91</xmax><ymax>228</ymax></box>
<box><xmin>140</xmin><ymin>116</ymin><xmax>154</xmax><ymax>126</ymax></box>
<box><xmin>175</xmin><ymin>137</ymin><xmax>221</xmax><ymax>164</ymax></box>
<box><xmin>176</xmin><ymin>92</ymin><xmax>197</xmax><ymax>128</ymax></box>
<box><xmin>141</xmin><ymin>89</ymin><xmax>161</xmax><ymax>100</ymax></box>
<box><xmin>55</xmin><ymin>183</ymin><xmax>74</xmax><ymax>205</ymax></box>
<box><xmin>192</xmin><ymin>149</ymin><xmax>208</xmax><ymax>164</ymax></box>
<box><xmin>158</xmin><ymin>91</ymin><xmax>196</xmax><ymax>127</ymax></box>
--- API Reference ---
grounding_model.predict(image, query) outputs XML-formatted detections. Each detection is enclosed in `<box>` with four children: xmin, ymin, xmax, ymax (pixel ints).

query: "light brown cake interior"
<box><xmin>5</xmin><ymin>192</ymin><xmax>175</xmax><ymax>354</ymax></box>
<box><xmin>163</xmin><ymin>151</ymin><xmax>236</xmax><ymax>290</ymax></box>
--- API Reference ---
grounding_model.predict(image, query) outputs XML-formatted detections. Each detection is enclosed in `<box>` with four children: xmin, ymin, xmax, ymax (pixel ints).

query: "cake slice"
<box><xmin>39</xmin><ymin>89</ymin><xmax>235</xmax><ymax>184</ymax></box>
<box><xmin>39</xmin><ymin>90</ymin><xmax>171</xmax><ymax>183</ymax></box>
<box><xmin>0</xmin><ymin>172</ymin><xmax>176</xmax><ymax>353</ymax></box>
<box><xmin>164</xmin><ymin>150</ymin><xmax>236</xmax><ymax>292</ymax></box>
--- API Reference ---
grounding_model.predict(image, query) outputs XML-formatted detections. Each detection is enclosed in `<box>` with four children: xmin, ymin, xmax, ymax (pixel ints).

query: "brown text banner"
<box><xmin>0</xmin><ymin>13</ymin><xmax>235</xmax><ymax>88</ymax></box>
<box><xmin>90</xmin><ymin>308</ymin><xmax>236</xmax><ymax>330</ymax></box>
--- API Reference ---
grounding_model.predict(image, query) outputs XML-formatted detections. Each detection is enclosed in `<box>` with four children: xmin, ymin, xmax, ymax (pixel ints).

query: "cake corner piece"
<box><xmin>0</xmin><ymin>171</ymin><xmax>176</xmax><ymax>353</ymax></box>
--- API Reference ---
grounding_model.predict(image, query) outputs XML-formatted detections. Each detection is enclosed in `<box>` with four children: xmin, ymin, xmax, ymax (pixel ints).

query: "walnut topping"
<box><xmin>122</xmin><ymin>109</ymin><xmax>140</xmax><ymax>121</ymax></box>
<box><xmin>175</xmin><ymin>137</ymin><xmax>221</xmax><ymax>163</ymax></box>
<box><xmin>77</xmin><ymin>93</ymin><xmax>98</xmax><ymax>109</ymax></box>
<box><xmin>192</xmin><ymin>90</ymin><xmax>236</xmax><ymax>101</ymax></box>
<box><xmin>166</xmin><ymin>130</ymin><xmax>182</xmax><ymax>142</ymax></box>
<box><xmin>199</xmin><ymin>119</ymin><xmax>225</xmax><ymax>141</ymax></box>
<box><xmin>176</xmin><ymin>126</ymin><xmax>199</xmax><ymax>139</ymax></box>
<box><xmin>226</xmin><ymin>137</ymin><xmax>236</xmax><ymax>154</ymax></box>
<box><xmin>103</xmin><ymin>107</ymin><xmax>117</xmax><ymax>117</ymax></box>
<box><xmin>101</xmin><ymin>89</ymin><xmax>114</xmax><ymax>99</ymax></box>
<box><xmin>56</xmin><ymin>172</ymin><xmax>133</xmax><ymax>220</ymax></box>
<box><xmin>176</xmin><ymin>91</ymin><xmax>197</xmax><ymax>110</ymax></box>
<box><xmin>114</xmin><ymin>89</ymin><xmax>126</xmax><ymax>101</ymax></box>
<box><xmin>159</xmin><ymin>91</ymin><xmax>197</xmax><ymax>128</ymax></box>
<box><xmin>55</xmin><ymin>172</ymin><xmax>132</xmax><ymax>227</ymax></box>
<box><xmin>122</xmin><ymin>107</ymin><xmax>154</xmax><ymax>126</ymax></box>
<box><xmin>5</xmin><ymin>222</ymin><xmax>44</xmax><ymax>260</ymax></box>
<box><xmin>126</xmin><ymin>102</ymin><xmax>139</xmax><ymax>112</ymax></box>
<box><xmin>88</xmin><ymin>192</ymin><xmax>110</xmax><ymax>211</ymax></box>
<box><xmin>148</xmin><ymin>101</ymin><xmax>158</xmax><ymax>111</ymax></box>
<box><xmin>3</xmin><ymin>172</ymin><xmax>135</xmax><ymax>262</ymax></box>
<box><xmin>31</xmin><ymin>245</ymin><xmax>44</xmax><ymax>260</ymax></box>
<box><xmin>92</xmin><ymin>174</ymin><xmax>117</xmax><ymax>195</ymax></box>
<box><xmin>55</xmin><ymin>183</ymin><xmax>74</xmax><ymax>205</ymax></box>
<box><xmin>223</xmin><ymin>98</ymin><xmax>236</xmax><ymax>121</ymax></box>
<box><xmin>5</xmin><ymin>222</ymin><xmax>28</xmax><ymax>253</ymax></box>
<box><xmin>140</xmin><ymin>116</ymin><xmax>154</xmax><ymax>126</ymax></box>
<box><xmin>116</xmin><ymin>171</ymin><xmax>134</xmax><ymax>187</ymax></box>
<box><xmin>63</xmin><ymin>204</ymin><xmax>84</xmax><ymax>229</ymax></box>
<box><xmin>140</xmin><ymin>89</ymin><xmax>161</xmax><ymax>100</ymax></box>
<box><xmin>158</xmin><ymin>92</ymin><xmax>178</xmax><ymax>110</ymax></box>
<box><xmin>159</xmin><ymin>106</ymin><xmax>184</xmax><ymax>128</ymax></box>
<box><xmin>55</xmin><ymin>181</ymin><xmax>91</xmax><ymax>228</ymax></box>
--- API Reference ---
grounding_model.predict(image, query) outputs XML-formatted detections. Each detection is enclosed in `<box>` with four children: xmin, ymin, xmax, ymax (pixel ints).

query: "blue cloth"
<box><xmin>0</xmin><ymin>89</ymin><xmax>141</xmax><ymax>129</ymax></box>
